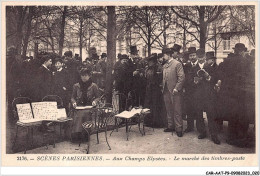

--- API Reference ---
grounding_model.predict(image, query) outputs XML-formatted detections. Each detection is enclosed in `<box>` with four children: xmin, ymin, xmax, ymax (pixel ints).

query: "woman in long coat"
<box><xmin>70</xmin><ymin>68</ymin><xmax>100</xmax><ymax>142</ymax></box>
<box><xmin>144</xmin><ymin>54</ymin><xmax>165</xmax><ymax>128</ymax></box>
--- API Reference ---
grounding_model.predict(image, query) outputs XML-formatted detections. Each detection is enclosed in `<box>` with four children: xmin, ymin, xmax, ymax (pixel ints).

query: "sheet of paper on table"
<box><xmin>115</xmin><ymin>111</ymin><xmax>137</xmax><ymax>119</ymax></box>
<box><xmin>75</xmin><ymin>106</ymin><xmax>93</xmax><ymax>110</ymax></box>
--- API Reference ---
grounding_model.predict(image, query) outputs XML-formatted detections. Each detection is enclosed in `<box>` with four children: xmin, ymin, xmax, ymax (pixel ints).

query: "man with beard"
<box><xmin>162</xmin><ymin>48</ymin><xmax>185</xmax><ymax>137</ymax></box>
<box><xmin>129</xmin><ymin>46</ymin><xmax>146</xmax><ymax>107</ymax></box>
<box><xmin>191</xmin><ymin>49</ymin><xmax>220</xmax><ymax>144</ymax></box>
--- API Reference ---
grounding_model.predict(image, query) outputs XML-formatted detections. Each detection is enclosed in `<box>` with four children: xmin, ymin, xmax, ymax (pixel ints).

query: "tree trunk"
<box><xmin>22</xmin><ymin>6</ymin><xmax>33</xmax><ymax>60</ymax></box>
<box><xmin>183</xmin><ymin>26</ymin><xmax>186</xmax><ymax>52</ymax></box>
<box><xmin>106</xmin><ymin>6</ymin><xmax>116</xmax><ymax>103</ymax></box>
<box><xmin>16</xmin><ymin>6</ymin><xmax>27</xmax><ymax>57</ymax></box>
<box><xmin>79</xmin><ymin>19</ymin><xmax>83</xmax><ymax>62</ymax></box>
<box><xmin>59</xmin><ymin>6</ymin><xmax>67</xmax><ymax>56</ymax></box>
<box><xmin>199</xmin><ymin>6</ymin><xmax>206</xmax><ymax>50</ymax></box>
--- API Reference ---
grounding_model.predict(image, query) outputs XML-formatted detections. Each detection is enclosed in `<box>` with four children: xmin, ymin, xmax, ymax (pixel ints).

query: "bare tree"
<box><xmin>171</xmin><ymin>6</ymin><xmax>226</xmax><ymax>50</ymax></box>
<box><xmin>229</xmin><ymin>5</ymin><xmax>255</xmax><ymax>47</ymax></box>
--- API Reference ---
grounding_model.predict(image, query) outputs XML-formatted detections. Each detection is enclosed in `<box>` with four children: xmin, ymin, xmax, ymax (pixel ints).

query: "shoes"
<box><xmin>198</xmin><ymin>133</ymin><xmax>206</xmax><ymax>139</ymax></box>
<box><xmin>176</xmin><ymin>131</ymin><xmax>183</xmax><ymax>137</ymax></box>
<box><xmin>184</xmin><ymin>128</ymin><xmax>194</xmax><ymax>133</ymax></box>
<box><xmin>164</xmin><ymin>128</ymin><xmax>175</xmax><ymax>132</ymax></box>
<box><xmin>212</xmin><ymin>136</ymin><xmax>221</xmax><ymax>145</ymax></box>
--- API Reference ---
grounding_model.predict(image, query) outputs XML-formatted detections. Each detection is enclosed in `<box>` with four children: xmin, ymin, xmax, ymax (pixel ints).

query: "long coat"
<box><xmin>37</xmin><ymin>65</ymin><xmax>53</xmax><ymax>100</ymax></box>
<box><xmin>144</xmin><ymin>64</ymin><xmax>165</xmax><ymax>127</ymax></box>
<box><xmin>162</xmin><ymin>59</ymin><xmax>185</xmax><ymax>93</ymax></box>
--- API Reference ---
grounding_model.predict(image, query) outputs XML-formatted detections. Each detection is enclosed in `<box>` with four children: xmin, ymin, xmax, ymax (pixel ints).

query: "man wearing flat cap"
<box><xmin>162</xmin><ymin>47</ymin><xmax>185</xmax><ymax>137</ymax></box>
<box><xmin>190</xmin><ymin>48</ymin><xmax>220</xmax><ymax>145</ymax></box>
<box><xmin>217</xmin><ymin>43</ymin><xmax>252</xmax><ymax>147</ymax></box>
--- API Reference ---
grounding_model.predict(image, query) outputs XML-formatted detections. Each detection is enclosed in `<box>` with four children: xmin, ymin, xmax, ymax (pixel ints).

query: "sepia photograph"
<box><xmin>1</xmin><ymin>1</ymin><xmax>258</xmax><ymax>171</ymax></box>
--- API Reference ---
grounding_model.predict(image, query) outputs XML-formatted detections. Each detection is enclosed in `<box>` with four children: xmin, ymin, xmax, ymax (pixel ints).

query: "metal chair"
<box><xmin>42</xmin><ymin>95</ymin><xmax>72</xmax><ymax>144</ymax></box>
<box><xmin>81</xmin><ymin>96</ymin><xmax>115</xmax><ymax>153</ymax></box>
<box><xmin>12</xmin><ymin>97</ymin><xmax>40</xmax><ymax>153</ymax></box>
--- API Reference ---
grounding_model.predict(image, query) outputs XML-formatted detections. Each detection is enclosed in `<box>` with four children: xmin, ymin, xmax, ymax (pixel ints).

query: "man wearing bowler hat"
<box><xmin>191</xmin><ymin>48</ymin><xmax>220</xmax><ymax>144</ymax></box>
<box><xmin>217</xmin><ymin>43</ymin><xmax>251</xmax><ymax>147</ymax></box>
<box><xmin>183</xmin><ymin>47</ymin><xmax>198</xmax><ymax>133</ymax></box>
<box><xmin>172</xmin><ymin>44</ymin><xmax>182</xmax><ymax>60</ymax></box>
<box><xmin>129</xmin><ymin>45</ymin><xmax>146</xmax><ymax>107</ymax></box>
<box><xmin>162</xmin><ymin>47</ymin><xmax>185</xmax><ymax>137</ymax></box>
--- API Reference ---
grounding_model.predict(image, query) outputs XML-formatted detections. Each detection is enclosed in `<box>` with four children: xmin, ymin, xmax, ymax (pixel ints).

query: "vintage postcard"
<box><xmin>1</xmin><ymin>0</ymin><xmax>259</xmax><ymax>172</ymax></box>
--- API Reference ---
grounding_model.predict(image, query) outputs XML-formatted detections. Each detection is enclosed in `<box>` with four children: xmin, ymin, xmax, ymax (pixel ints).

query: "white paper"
<box><xmin>75</xmin><ymin>106</ymin><xmax>93</xmax><ymax>110</ymax></box>
<box><xmin>16</xmin><ymin>103</ymin><xmax>34</xmax><ymax>121</ymax></box>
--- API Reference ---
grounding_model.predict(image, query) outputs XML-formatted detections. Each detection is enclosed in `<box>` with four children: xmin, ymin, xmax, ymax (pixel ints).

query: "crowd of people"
<box><xmin>6</xmin><ymin>42</ymin><xmax>255</xmax><ymax>147</ymax></box>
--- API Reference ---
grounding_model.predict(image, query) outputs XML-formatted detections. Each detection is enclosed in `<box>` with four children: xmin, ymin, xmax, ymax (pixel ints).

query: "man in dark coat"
<box><xmin>217</xmin><ymin>43</ymin><xmax>251</xmax><ymax>147</ymax></box>
<box><xmin>191</xmin><ymin>49</ymin><xmax>220</xmax><ymax>144</ymax></box>
<box><xmin>37</xmin><ymin>55</ymin><xmax>53</xmax><ymax>101</ymax></box>
<box><xmin>129</xmin><ymin>46</ymin><xmax>146</xmax><ymax>107</ymax></box>
<box><xmin>114</xmin><ymin>54</ymin><xmax>134</xmax><ymax>96</ymax></box>
<box><xmin>183</xmin><ymin>47</ymin><xmax>198</xmax><ymax>133</ymax></box>
<box><xmin>53</xmin><ymin>58</ymin><xmax>71</xmax><ymax>113</ymax></box>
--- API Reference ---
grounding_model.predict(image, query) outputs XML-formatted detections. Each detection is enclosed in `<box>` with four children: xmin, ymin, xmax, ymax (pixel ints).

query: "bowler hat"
<box><xmin>232</xmin><ymin>43</ymin><xmax>247</xmax><ymax>52</ymax></box>
<box><xmin>196</xmin><ymin>48</ymin><xmax>205</xmax><ymax>58</ymax></box>
<box><xmin>130</xmin><ymin>46</ymin><xmax>138</xmax><ymax>55</ymax></box>
<box><xmin>64</xmin><ymin>51</ymin><xmax>73</xmax><ymax>57</ymax></box>
<box><xmin>92</xmin><ymin>53</ymin><xmax>99</xmax><ymax>60</ymax></box>
<box><xmin>206</xmin><ymin>51</ymin><xmax>215</xmax><ymax>60</ymax></box>
<box><xmin>172</xmin><ymin>44</ymin><xmax>182</xmax><ymax>53</ymax></box>
<box><xmin>101</xmin><ymin>53</ymin><xmax>107</xmax><ymax>58</ymax></box>
<box><xmin>187</xmin><ymin>47</ymin><xmax>196</xmax><ymax>54</ymax></box>
<box><xmin>162</xmin><ymin>48</ymin><xmax>172</xmax><ymax>55</ymax></box>
<box><xmin>121</xmin><ymin>54</ymin><xmax>129</xmax><ymax>60</ymax></box>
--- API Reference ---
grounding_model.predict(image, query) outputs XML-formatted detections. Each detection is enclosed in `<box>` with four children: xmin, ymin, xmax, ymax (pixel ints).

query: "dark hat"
<box><xmin>121</xmin><ymin>54</ymin><xmax>129</xmax><ymax>60</ymax></box>
<box><xmin>187</xmin><ymin>47</ymin><xmax>196</xmax><ymax>54</ymax></box>
<box><xmin>158</xmin><ymin>53</ymin><xmax>163</xmax><ymax>59</ymax></box>
<box><xmin>92</xmin><ymin>53</ymin><xmax>99</xmax><ymax>60</ymax></box>
<box><xmin>75</xmin><ymin>53</ymin><xmax>79</xmax><ymax>57</ymax></box>
<box><xmin>130</xmin><ymin>46</ymin><xmax>138</xmax><ymax>55</ymax></box>
<box><xmin>206</xmin><ymin>51</ymin><xmax>215</xmax><ymax>60</ymax></box>
<box><xmin>232</xmin><ymin>43</ymin><xmax>247</xmax><ymax>51</ymax></box>
<box><xmin>196</xmin><ymin>48</ymin><xmax>205</xmax><ymax>58</ymax></box>
<box><xmin>117</xmin><ymin>53</ymin><xmax>122</xmax><ymax>59</ymax></box>
<box><xmin>162</xmin><ymin>48</ymin><xmax>172</xmax><ymax>55</ymax></box>
<box><xmin>172</xmin><ymin>44</ymin><xmax>182</xmax><ymax>53</ymax></box>
<box><xmin>64</xmin><ymin>51</ymin><xmax>73</xmax><ymax>57</ymax></box>
<box><xmin>54</xmin><ymin>58</ymin><xmax>63</xmax><ymax>63</ymax></box>
<box><xmin>101</xmin><ymin>53</ymin><xmax>107</xmax><ymax>58</ymax></box>
<box><xmin>148</xmin><ymin>53</ymin><xmax>157</xmax><ymax>62</ymax></box>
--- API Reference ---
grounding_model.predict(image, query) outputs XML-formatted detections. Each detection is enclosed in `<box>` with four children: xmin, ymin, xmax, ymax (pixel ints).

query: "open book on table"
<box><xmin>16</xmin><ymin>102</ymin><xmax>70</xmax><ymax>124</ymax></box>
<box><xmin>115</xmin><ymin>108</ymin><xmax>150</xmax><ymax>119</ymax></box>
